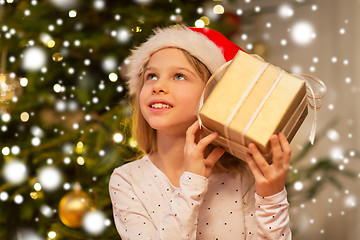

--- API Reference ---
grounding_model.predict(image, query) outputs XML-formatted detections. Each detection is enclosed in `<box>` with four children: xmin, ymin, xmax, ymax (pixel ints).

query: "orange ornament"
<box><xmin>58</xmin><ymin>183</ymin><xmax>92</xmax><ymax>228</ymax></box>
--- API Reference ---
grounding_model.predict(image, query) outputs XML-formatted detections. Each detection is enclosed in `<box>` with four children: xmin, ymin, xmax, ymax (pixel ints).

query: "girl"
<box><xmin>109</xmin><ymin>25</ymin><xmax>291</xmax><ymax>239</ymax></box>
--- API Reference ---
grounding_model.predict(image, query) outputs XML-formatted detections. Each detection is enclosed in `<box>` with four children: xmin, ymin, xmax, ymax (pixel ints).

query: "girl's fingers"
<box><xmin>196</xmin><ymin>131</ymin><xmax>219</xmax><ymax>153</ymax></box>
<box><xmin>186</xmin><ymin>120</ymin><xmax>219</xmax><ymax>153</ymax></box>
<box><xmin>248</xmin><ymin>143</ymin><xmax>269</xmax><ymax>172</ymax></box>
<box><xmin>206</xmin><ymin>147</ymin><xmax>225</xmax><ymax>168</ymax></box>
<box><xmin>245</xmin><ymin>134</ymin><xmax>292</xmax><ymax>197</ymax></box>
<box><xmin>184</xmin><ymin>122</ymin><xmax>223</xmax><ymax>177</ymax></box>
<box><xmin>185</xmin><ymin>120</ymin><xmax>200</xmax><ymax>146</ymax></box>
<box><xmin>278</xmin><ymin>132</ymin><xmax>291</xmax><ymax>165</ymax></box>
<box><xmin>270</xmin><ymin>134</ymin><xmax>283</xmax><ymax>167</ymax></box>
<box><xmin>245</xmin><ymin>153</ymin><xmax>266</xmax><ymax>182</ymax></box>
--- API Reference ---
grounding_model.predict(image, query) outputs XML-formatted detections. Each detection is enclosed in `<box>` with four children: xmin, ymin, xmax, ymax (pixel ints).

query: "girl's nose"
<box><xmin>152</xmin><ymin>79</ymin><xmax>168</xmax><ymax>94</ymax></box>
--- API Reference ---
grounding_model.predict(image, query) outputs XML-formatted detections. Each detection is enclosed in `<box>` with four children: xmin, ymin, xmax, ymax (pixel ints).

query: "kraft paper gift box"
<box><xmin>199</xmin><ymin>50</ymin><xmax>308</xmax><ymax>162</ymax></box>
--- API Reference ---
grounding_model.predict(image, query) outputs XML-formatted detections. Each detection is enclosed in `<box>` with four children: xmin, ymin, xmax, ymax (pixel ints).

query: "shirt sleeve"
<box><xmin>109</xmin><ymin>169</ymin><xmax>208</xmax><ymax>240</ymax></box>
<box><xmin>241</xmin><ymin>168</ymin><xmax>291</xmax><ymax>240</ymax></box>
<box><xmin>254</xmin><ymin>188</ymin><xmax>292</xmax><ymax>239</ymax></box>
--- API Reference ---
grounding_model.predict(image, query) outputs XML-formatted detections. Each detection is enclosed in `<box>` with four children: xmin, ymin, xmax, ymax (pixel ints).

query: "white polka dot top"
<box><xmin>109</xmin><ymin>155</ymin><xmax>291</xmax><ymax>240</ymax></box>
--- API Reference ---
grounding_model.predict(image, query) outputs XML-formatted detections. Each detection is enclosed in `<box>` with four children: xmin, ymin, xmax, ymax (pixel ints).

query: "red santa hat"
<box><xmin>126</xmin><ymin>25</ymin><xmax>246</xmax><ymax>95</ymax></box>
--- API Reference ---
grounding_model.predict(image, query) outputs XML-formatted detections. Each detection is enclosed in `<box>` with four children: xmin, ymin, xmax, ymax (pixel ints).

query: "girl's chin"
<box><xmin>150</xmin><ymin>121</ymin><xmax>196</xmax><ymax>134</ymax></box>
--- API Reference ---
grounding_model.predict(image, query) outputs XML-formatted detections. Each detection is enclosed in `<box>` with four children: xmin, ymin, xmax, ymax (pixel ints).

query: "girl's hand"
<box><xmin>245</xmin><ymin>132</ymin><xmax>291</xmax><ymax>197</ymax></box>
<box><xmin>184</xmin><ymin>120</ymin><xmax>225</xmax><ymax>178</ymax></box>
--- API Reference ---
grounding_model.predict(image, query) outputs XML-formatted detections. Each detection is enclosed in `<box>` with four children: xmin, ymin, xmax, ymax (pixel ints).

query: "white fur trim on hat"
<box><xmin>126</xmin><ymin>25</ymin><xmax>226</xmax><ymax>95</ymax></box>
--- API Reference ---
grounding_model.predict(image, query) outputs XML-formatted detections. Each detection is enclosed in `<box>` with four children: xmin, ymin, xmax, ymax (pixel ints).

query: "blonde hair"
<box><xmin>129</xmin><ymin>48</ymin><xmax>247</xmax><ymax>172</ymax></box>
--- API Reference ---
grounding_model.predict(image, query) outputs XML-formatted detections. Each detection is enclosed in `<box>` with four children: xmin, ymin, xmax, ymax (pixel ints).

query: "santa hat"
<box><xmin>126</xmin><ymin>25</ymin><xmax>246</xmax><ymax>95</ymax></box>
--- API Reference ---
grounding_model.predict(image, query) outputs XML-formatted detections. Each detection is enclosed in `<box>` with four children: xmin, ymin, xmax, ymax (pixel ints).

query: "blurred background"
<box><xmin>0</xmin><ymin>0</ymin><xmax>359</xmax><ymax>239</ymax></box>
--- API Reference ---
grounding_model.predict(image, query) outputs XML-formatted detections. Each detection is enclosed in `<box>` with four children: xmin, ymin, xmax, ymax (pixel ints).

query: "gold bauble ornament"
<box><xmin>58</xmin><ymin>183</ymin><xmax>92</xmax><ymax>228</ymax></box>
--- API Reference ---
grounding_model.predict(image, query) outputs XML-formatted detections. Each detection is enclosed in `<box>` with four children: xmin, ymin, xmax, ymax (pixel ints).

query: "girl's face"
<box><xmin>139</xmin><ymin>48</ymin><xmax>205</xmax><ymax>135</ymax></box>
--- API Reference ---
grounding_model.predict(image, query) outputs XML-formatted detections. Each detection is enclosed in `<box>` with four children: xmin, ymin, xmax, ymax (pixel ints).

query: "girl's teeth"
<box><xmin>152</xmin><ymin>103</ymin><xmax>171</xmax><ymax>109</ymax></box>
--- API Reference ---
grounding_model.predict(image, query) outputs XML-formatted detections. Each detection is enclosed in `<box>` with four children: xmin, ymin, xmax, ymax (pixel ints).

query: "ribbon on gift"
<box><xmin>294</xmin><ymin>73</ymin><xmax>327</xmax><ymax>144</ymax></box>
<box><xmin>197</xmin><ymin>54</ymin><xmax>327</xmax><ymax>155</ymax></box>
<box><xmin>200</xmin><ymin>92</ymin><xmax>308</xmax><ymax>161</ymax></box>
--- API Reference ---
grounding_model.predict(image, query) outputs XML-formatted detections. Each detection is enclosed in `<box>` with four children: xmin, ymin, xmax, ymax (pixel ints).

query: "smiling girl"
<box><xmin>109</xmin><ymin>25</ymin><xmax>291</xmax><ymax>240</ymax></box>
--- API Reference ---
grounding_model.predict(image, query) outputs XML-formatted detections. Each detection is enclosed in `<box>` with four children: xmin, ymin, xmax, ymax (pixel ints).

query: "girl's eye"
<box><xmin>146</xmin><ymin>73</ymin><xmax>158</xmax><ymax>81</ymax></box>
<box><xmin>175</xmin><ymin>73</ymin><xmax>186</xmax><ymax>81</ymax></box>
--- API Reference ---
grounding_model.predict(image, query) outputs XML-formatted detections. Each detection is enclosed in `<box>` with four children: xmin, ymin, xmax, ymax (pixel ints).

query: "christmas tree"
<box><xmin>0</xmin><ymin>0</ymin><xmax>355</xmax><ymax>239</ymax></box>
<box><xmin>0</xmin><ymin>0</ymin><xmax>241</xmax><ymax>239</ymax></box>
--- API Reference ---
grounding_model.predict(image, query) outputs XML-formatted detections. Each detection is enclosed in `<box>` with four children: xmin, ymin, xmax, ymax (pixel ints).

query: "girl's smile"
<box><xmin>149</xmin><ymin>99</ymin><xmax>173</xmax><ymax>110</ymax></box>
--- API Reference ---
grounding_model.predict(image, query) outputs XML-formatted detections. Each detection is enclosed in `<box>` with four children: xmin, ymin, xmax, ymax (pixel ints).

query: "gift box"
<box><xmin>199</xmin><ymin>50</ymin><xmax>308</xmax><ymax>161</ymax></box>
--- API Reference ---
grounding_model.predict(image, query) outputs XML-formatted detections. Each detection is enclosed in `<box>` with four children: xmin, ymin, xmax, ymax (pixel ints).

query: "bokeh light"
<box><xmin>294</xmin><ymin>181</ymin><xmax>304</xmax><ymax>191</ymax></box>
<box><xmin>14</xmin><ymin>194</ymin><xmax>24</xmax><ymax>204</ymax></box>
<box><xmin>2</xmin><ymin>146</ymin><xmax>10</xmax><ymax>155</ymax></box>
<box><xmin>38</xmin><ymin>166</ymin><xmax>62</xmax><ymax>191</ymax></box>
<box><xmin>15</xmin><ymin>229</ymin><xmax>43</xmax><ymax>240</ymax></box>
<box><xmin>102</xmin><ymin>56</ymin><xmax>117</xmax><ymax>72</ymax></box>
<box><xmin>3</xmin><ymin>160</ymin><xmax>27</xmax><ymax>184</ymax></box>
<box><xmin>34</xmin><ymin>182</ymin><xmax>42</xmax><ymax>191</ymax></box>
<box><xmin>20</xmin><ymin>77</ymin><xmax>29</xmax><ymax>87</ymax></box>
<box><xmin>344</xmin><ymin>195</ymin><xmax>357</xmax><ymax>208</ymax></box>
<box><xmin>113</xmin><ymin>133</ymin><xmax>123</xmax><ymax>143</ymax></box>
<box><xmin>109</xmin><ymin>73</ymin><xmax>118</xmax><ymax>82</ymax></box>
<box><xmin>0</xmin><ymin>192</ymin><xmax>9</xmax><ymax>201</ymax></box>
<box><xmin>49</xmin><ymin>0</ymin><xmax>79</xmax><ymax>10</ymax></box>
<box><xmin>77</xmin><ymin>156</ymin><xmax>85</xmax><ymax>165</ymax></box>
<box><xmin>82</xmin><ymin>210</ymin><xmax>106</xmax><ymax>235</ymax></box>
<box><xmin>290</xmin><ymin>21</ymin><xmax>316</xmax><ymax>46</ymax></box>
<box><xmin>69</xmin><ymin>10</ymin><xmax>77</xmax><ymax>18</ymax></box>
<box><xmin>278</xmin><ymin>4</ymin><xmax>294</xmax><ymax>18</ymax></box>
<box><xmin>213</xmin><ymin>4</ymin><xmax>224</xmax><ymax>14</ymax></box>
<box><xmin>1</xmin><ymin>112</ymin><xmax>11</xmax><ymax>122</ymax></box>
<box><xmin>195</xmin><ymin>19</ymin><xmax>205</xmax><ymax>28</ymax></box>
<box><xmin>93</xmin><ymin>0</ymin><xmax>105</xmax><ymax>10</ymax></box>
<box><xmin>327</xmin><ymin>129</ymin><xmax>340</xmax><ymax>142</ymax></box>
<box><xmin>48</xmin><ymin>231</ymin><xmax>56</xmax><ymax>239</ymax></box>
<box><xmin>22</xmin><ymin>47</ymin><xmax>47</xmax><ymax>71</ymax></box>
<box><xmin>117</xmin><ymin>28</ymin><xmax>131</xmax><ymax>43</ymax></box>
<box><xmin>11</xmin><ymin>145</ymin><xmax>20</xmax><ymax>155</ymax></box>
<box><xmin>40</xmin><ymin>205</ymin><xmax>54</xmax><ymax>218</ymax></box>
